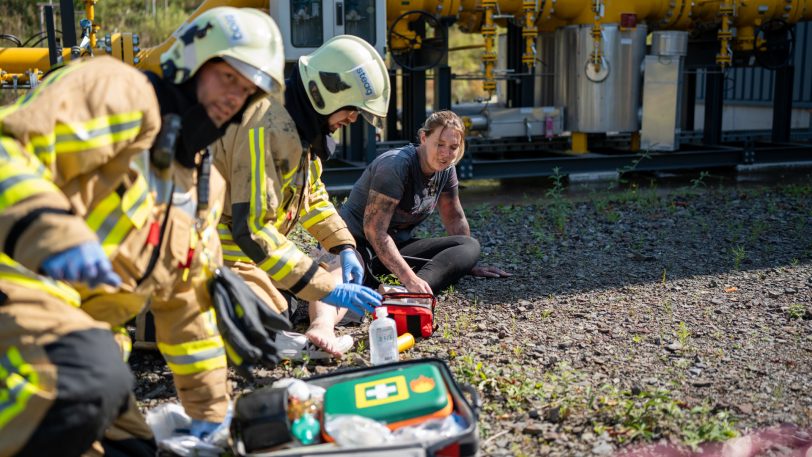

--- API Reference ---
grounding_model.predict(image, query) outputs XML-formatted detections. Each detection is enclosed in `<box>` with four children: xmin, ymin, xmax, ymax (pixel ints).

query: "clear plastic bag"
<box><xmin>324</xmin><ymin>415</ymin><xmax>393</xmax><ymax>447</ymax></box>
<box><xmin>145</xmin><ymin>402</ymin><xmax>231</xmax><ymax>457</ymax></box>
<box><xmin>391</xmin><ymin>414</ymin><xmax>466</xmax><ymax>444</ymax></box>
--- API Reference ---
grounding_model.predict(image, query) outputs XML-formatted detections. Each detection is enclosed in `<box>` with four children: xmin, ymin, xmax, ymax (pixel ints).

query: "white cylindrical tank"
<box><xmin>554</xmin><ymin>23</ymin><xmax>647</xmax><ymax>133</ymax></box>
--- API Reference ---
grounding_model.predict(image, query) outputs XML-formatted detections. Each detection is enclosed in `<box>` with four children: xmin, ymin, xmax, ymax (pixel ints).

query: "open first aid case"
<box><xmin>232</xmin><ymin>358</ymin><xmax>481</xmax><ymax>457</ymax></box>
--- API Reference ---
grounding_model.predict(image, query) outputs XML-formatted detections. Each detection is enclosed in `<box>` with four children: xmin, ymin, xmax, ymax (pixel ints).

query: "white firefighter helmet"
<box><xmin>161</xmin><ymin>7</ymin><xmax>285</xmax><ymax>96</ymax></box>
<box><xmin>299</xmin><ymin>35</ymin><xmax>390</xmax><ymax>129</ymax></box>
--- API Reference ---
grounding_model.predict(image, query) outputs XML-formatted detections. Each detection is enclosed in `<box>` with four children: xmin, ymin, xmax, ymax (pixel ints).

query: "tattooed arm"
<box><xmin>436</xmin><ymin>188</ymin><xmax>513</xmax><ymax>279</ymax></box>
<box><xmin>363</xmin><ymin>190</ymin><xmax>432</xmax><ymax>293</ymax></box>
<box><xmin>437</xmin><ymin>187</ymin><xmax>470</xmax><ymax>236</ymax></box>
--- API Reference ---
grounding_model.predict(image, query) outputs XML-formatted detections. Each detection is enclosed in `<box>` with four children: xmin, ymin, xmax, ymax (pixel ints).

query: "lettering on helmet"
<box><xmin>355</xmin><ymin>67</ymin><xmax>375</xmax><ymax>97</ymax></box>
<box><xmin>223</xmin><ymin>14</ymin><xmax>244</xmax><ymax>43</ymax></box>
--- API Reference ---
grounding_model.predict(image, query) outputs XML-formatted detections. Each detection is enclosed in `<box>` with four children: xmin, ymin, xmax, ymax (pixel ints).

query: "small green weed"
<box><xmin>377</xmin><ymin>273</ymin><xmax>401</xmax><ymax>285</ymax></box>
<box><xmin>787</xmin><ymin>303</ymin><xmax>806</xmax><ymax>320</ymax></box>
<box><xmin>545</xmin><ymin>167</ymin><xmax>572</xmax><ymax>235</ymax></box>
<box><xmin>677</xmin><ymin>322</ymin><xmax>690</xmax><ymax>347</ymax></box>
<box><xmin>690</xmin><ymin>171</ymin><xmax>710</xmax><ymax>188</ymax></box>
<box><xmin>731</xmin><ymin>246</ymin><xmax>746</xmax><ymax>270</ymax></box>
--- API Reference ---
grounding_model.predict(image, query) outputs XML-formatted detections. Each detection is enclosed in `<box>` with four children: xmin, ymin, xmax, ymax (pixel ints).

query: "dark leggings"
<box><xmin>360</xmin><ymin>235</ymin><xmax>481</xmax><ymax>294</ymax></box>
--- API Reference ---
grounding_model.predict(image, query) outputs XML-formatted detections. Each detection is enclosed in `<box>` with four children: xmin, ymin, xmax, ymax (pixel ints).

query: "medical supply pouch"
<box><xmin>234</xmin><ymin>359</ymin><xmax>481</xmax><ymax>457</ymax></box>
<box><xmin>380</xmin><ymin>293</ymin><xmax>436</xmax><ymax>338</ymax></box>
<box><xmin>323</xmin><ymin>363</ymin><xmax>451</xmax><ymax>437</ymax></box>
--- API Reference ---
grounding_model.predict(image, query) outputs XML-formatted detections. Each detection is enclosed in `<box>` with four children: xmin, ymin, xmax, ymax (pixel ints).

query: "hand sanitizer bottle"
<box><xmin>369</xmin><ymin>307</ymin><xmax>398</xmax><ymax>365</ymax></box>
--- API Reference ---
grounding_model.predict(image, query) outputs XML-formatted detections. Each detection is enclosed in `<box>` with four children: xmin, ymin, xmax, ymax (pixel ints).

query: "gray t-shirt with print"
<box><xmin>340</xmin><ymin>144</ymin><xmax>458</xmax><ymax>244</ymax></box>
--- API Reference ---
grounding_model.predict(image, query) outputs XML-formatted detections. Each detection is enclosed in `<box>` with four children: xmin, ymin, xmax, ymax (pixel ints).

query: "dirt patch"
<box><xmin>131</xmin><ymin>171</ymin><xmax>812</xmax><ymax>456</ymax></box>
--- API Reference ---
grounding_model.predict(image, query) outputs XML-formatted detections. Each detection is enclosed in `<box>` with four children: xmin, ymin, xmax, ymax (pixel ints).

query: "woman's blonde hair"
<box><xmin>417</xmin><ymin>110</ymin><xmax>466</xmax><ymax>164</ymax></box>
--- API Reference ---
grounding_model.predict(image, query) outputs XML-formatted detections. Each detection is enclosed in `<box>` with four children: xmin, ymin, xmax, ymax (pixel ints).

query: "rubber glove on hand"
<box><xmin>189</xmin><ymin>419</ymin><xmax>221</xmax><ymax>439</ymax></box>
<box><xmin>41</xmin><ymin>242</ymin><xmax>121</xmax><ymax>288</ymax></box>
<box><xmin>322</xmin><ymin>283</ymin><xmax>382</xmax><ymax>316</ymax></box>
<box><xmin>339</xmin><ymin>248</ymin><xmax>364</xmax><ymax>284</ymax></box>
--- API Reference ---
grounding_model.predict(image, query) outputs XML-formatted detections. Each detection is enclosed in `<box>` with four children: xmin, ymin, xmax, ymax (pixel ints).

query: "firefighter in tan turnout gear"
<box><xmin>0</xmin><ymin>7</ymin><xmax>286</xmax><ymax>455</ymax></box>
<box><xmin>213</xmin><ymin>35</ymin><xmax>389</xmax><ymax>358</ymax></box>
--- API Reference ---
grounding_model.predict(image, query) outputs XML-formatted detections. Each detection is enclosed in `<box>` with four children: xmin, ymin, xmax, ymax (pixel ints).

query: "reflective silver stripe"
<box><xmin>95</xmin><ymin>207</ymin><xmax>124</xmax><ymax>242</ymax></box>
<box><xmin>0</xmin><ymin>173</ymin><xmax>40</xmax><ymax>195</ymax></box>
<box><xmin>123</xmin><ymin>186</ymin><xmax>148</xmax><ymax>221</ymax></box>
<box><xmin>259</xmin><ymin>243</ymin><xmax>300</xmax><ymax>276</ymax></box>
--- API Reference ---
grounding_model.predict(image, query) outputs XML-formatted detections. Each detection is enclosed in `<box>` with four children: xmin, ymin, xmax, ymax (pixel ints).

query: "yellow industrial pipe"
<box><xmin>521</xmin><ymin>0</ymin><xmax>537</xmax><ymax>67</ymax></box>
<box><xmin>86</xmin><ymin>0</ymin><xmax>99</xmax><ymax>50</ymax></box>
<box><xmin>717</xmin><ymin>2</ymin><xmax>734</xmax><ymax>68</ymax></box>
<box><xmin>2</xmin><ymin>0</ymin><xmax>812</xmax><ymax>90</ymax></box>
<box><xmin>589</xmin><ymin>0</ymin><xmax>603</xmax><ymax>71</ymax></box>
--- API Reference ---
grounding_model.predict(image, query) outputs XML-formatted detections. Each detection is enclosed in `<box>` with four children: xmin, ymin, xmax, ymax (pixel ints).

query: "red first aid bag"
<box><xmin>379</xmin><ymin>292</ymin><xmax>437</xmax><ymax>338</ymax></box>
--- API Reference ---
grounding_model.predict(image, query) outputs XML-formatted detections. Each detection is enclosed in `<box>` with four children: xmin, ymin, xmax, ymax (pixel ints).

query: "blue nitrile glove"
<box><xmin>339</xmin><ymin>248</ymin><xmax>364</xmax><ymax>284</ymax></box>
<box><xmin>41</xmin><ymin>242</ymin><xmax>121</xmax><ymax>288</ymax></box>
<box><xmin>190</xmin><ymin>419</ymin><xmax>221</xmax><ymax>439</ymax></box>
<box><xmin>322</xmin><ymin>283</ymin><xmax>382</xmax><ymax>316</ymax></box>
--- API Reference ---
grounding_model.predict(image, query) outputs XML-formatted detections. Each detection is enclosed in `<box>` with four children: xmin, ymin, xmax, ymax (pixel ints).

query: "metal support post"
<box><xmin>703</xmin><ymin>69</ymin><xmax>724</xmax><ymax>146</ymax></box>
<box><xmin>386</xmin><ymin>68</ymin><xmax>399</xmax><ymax>141</ymax></box>
<box><xmin>44</xmin><ymin>5</ymin><xmax>61</xmax><ymax>67</ymax></box>
<box><xmin>60</xmin><ymin>0</ymin><xmax>77</xmax><ymax>48</ymax></box>
<box><xmin>348</xmin><ymin>120</ymin><xmax>364</xmax><ymax>162</ymax></box>
<box><xmin>683</xmin><ymin>70</ymin><xmax>697</xmax><ymax>132</ymax></box>
<box><xmin>434</xmin><ymin>64</ymin><xmax>452</xmax><ymax>112</ymax></box>
<box><xmin>402</xmin><ymin>69</ymin><xmax>426</xmax><ymax>144</ymax></box>
<box><xmin>771</xmin><ymin>65</ymin><xmax>794</xmax><ymax>143</ymax></box>
<box><xmin>506</xmin><ymin>23</ymin><xmax>534</xmax><ymax>107</ymax></box>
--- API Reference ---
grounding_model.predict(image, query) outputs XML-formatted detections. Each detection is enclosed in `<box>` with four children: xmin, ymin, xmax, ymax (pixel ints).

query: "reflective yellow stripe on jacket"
<box><xmin>0</xmin><ymin>347</ymin><xmax>42</xmax><ymax>429</ymax></box>
<box><xmin>247</xmin><ymin>127</ymin><xmax>305</xmax><ymax>281</ymax></box>
<box><xmin>85</xmin><ymin>172</ymin><xmax>153</xmax><ymax>256</ymax></box>
<box><xmin>0</xmin><ymin>163</ymin><xmax>61</xmax><ymax>212</ymax></box>
<box><xmin>217</xmin><ymin>223</ymin><xmax>252</xmax><ymax>263</ymax></box>
<box><xmin>157</xmin><ymin>333</ymin><xmax>227</xmax><ymax>376</ymax></box>
<box><xmin>298</xmin><ymin>159</ymin><xmax>336</xmax><ymax>229</ymax></box>
<box><xmin>0</xmin><ymin>137</ymin><xmax>49</xmax><ymax>179</ymax></box>
<box><xmin>0</xmin><ymin>254</ymin><xmax>81</xmax><ymax>307</ymax></box>
<box><xmin>28</xmin><ymin>111</ymin><xmax>143</xmax><ymax>166</ymax></box>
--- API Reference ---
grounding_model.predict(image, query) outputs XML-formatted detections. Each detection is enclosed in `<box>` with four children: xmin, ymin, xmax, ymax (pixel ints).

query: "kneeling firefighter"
<box><xmin>0</xmin><ymin>7</ymin><xmax>289</xmax><ymax>456</ymax></box>
<box><xmin>211</xmin><ymin>35</ymin><xmax>389</xmax><ymax>358</ymax></box>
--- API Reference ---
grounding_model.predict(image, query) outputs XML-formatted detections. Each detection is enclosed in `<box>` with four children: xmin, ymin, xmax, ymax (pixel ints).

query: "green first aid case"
<box><xmin>234</xmin><ymin>359</ymin><xmax>481</xmax><ymax>457</ymax></box>
<box><xmin>323</xmin><ymin>363</ymin><xmax>453</xmax><ymax>434</ymax></box>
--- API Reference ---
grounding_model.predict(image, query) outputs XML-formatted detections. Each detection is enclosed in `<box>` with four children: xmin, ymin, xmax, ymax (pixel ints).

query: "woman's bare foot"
<box><xmin>305</xmin><ymin>319</ymin><xmax>342</xmax><ymax>357</ymax></box>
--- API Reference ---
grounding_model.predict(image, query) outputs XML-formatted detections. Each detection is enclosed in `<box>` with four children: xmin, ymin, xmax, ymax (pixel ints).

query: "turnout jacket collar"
<box><xmin>145</xmin><ymin>71</ymin><xmax>247</xmax><ymax>168</ymax></box>
<box><xmin>284</xmin><ymin>66</ymin><xmax>331</xmax><ymax>160</ymax></box>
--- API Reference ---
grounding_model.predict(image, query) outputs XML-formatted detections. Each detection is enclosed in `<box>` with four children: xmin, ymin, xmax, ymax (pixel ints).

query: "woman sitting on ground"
<box><xmin>339</xmin><ymin>110</ymin><xmax>510</xmax><ymax>294</ymax></box>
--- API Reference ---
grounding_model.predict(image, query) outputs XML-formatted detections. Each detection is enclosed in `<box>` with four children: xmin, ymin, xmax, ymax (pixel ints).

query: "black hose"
<box><xmin>21</xmin><ymin>30</ymin><xmax>61</xmax><ymax>48</ymax></box>
<box><xmin>0</xmin><ymin>34</ymin><xmax>22</xmax><ymax>47</ymax></box>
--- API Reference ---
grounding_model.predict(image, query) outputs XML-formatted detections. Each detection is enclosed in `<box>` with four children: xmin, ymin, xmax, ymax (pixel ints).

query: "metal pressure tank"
<box><xmin>553</xmin><ymin>23</ymin><xmax>647</xmax><ymax>133</ymax></box>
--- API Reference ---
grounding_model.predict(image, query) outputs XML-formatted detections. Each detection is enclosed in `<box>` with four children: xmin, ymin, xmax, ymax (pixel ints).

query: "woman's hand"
<box><xmin>403</xmin><ymin>275</ymin><xmax>433</xmax><ymax>294</ymax></box>
<box><xmin>471</xmin><ymin>265</ymin><xmax>512</xmax><ymax>278</ymax></box>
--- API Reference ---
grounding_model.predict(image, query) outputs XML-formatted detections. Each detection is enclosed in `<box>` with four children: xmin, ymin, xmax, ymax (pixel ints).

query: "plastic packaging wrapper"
<box><xmin>272</xmin><ymin>377</ymin><xmax>326</xmax><ymax>402</ymax></box>
<box><xmin>324</xmin><ymin>414</ymin><xmax>466</xmax><ymax>448</ymax></box>
<box><xmin>145</xmin><ymin>402</ymin><xmax>231</xmax><ymax>457</ymax></box>
<box><xmin>391</xmin><ymin>414</ymin><xmax>467</xmax><ymax>443</ymax></box>
<box><xmin>324</xmin><ymin>415</ymin><xmax>393</xmax><ymax>447</ymax></box>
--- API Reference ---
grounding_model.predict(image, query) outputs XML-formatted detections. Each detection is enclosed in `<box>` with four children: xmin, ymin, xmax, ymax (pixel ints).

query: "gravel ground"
<box><xmin>132</xmin><ymin>168</ymin><xmax>812</xmax><ymax>456</ymax></box>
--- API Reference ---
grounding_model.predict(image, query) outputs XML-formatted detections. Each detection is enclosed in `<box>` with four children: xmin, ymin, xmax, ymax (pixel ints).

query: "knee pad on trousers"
<box><xmin>16</xmin><ymin>328</ymin><xmax>134</xmax><ymax>457</ymax></box>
